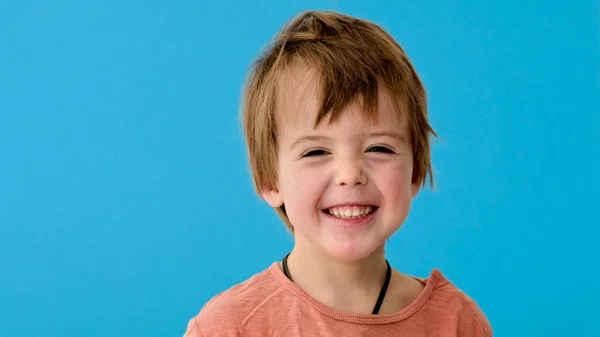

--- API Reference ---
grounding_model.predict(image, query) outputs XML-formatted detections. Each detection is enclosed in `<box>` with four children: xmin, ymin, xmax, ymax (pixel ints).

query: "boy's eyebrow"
<box><xmin>290</xmin><ymin>131</ymin><xmax>407</xmax><ymax>150</ymax></box>
<box><xmin>290</xmin><ymin>135</ymin><xmax>330</xmax><ymax>150</ymax></box>
<box><xmin>369</xmin><ymin>131</ymin><xmax>408</xmax><ymax>144</ymax></box>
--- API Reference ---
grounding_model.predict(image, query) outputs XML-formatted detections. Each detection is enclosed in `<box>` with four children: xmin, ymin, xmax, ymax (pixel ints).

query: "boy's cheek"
<box><xmin>293</xmin><ymin>171</ymin><xmax>323</xmax><ymax>194</ymax></box>
<box><xmin>376</xmin><ymin>169</ymin><xmax>414</xmax><ymax>201</ymax></box>
<box><xmin>277</xmin><ymin>166</ymin><xmax>321</xmax><ymax>196</ymax></box>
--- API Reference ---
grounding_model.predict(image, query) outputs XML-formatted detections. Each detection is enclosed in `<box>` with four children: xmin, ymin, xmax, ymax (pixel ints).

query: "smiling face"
<box><xmin>262</xmin><ymin>64</ymin><xmax>420</xmax><ymax>262</ymax></box>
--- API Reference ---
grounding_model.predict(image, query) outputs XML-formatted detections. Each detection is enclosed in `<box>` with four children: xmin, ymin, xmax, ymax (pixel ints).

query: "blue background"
<box><xmin>1</xmin><ymin>1</ymin><xmax>598</xmax><ymax>336</ymax></box>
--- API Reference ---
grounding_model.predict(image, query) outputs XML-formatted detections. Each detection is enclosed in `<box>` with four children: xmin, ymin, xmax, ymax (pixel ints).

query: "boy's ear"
<box><xmin>411</xmin><ymin>181</ymin><xmax>421</xmax><ymax>199</ymax></box>
<box><xmin>261</xmin><ymin>186</ymin><xmax>284</xmax><ymax>208</ymax></box>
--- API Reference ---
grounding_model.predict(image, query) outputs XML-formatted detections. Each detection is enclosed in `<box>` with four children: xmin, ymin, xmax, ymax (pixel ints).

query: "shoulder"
<box><xmin>183</xmin><ymin>263</ymin><xmax>287</xmax><ymax>337</ymax></box>
<box><xmin>416</xmin><ymin>269</ymin><xmax>493</xmax><ymax>337</ymax></box>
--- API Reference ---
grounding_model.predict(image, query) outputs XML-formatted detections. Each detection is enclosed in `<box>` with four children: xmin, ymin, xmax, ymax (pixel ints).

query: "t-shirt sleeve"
<box><xmin>183</xmin><ymin>316</ymin><xmax>242</xmax><ymax>337</ymax></box>
<box><xmin>457</xmin><ymin>298</ymin><xmax>493</xmax><ymax>337</ymax></box>
<box><xmin>183</xmin><ymin>308</ymin><xmax>245</xmax><ymax>337</ymax></box>
<box><xmin>182</xmin><ymin>317</ymin><xmax>203</xmax><ymax>337</ymax></box>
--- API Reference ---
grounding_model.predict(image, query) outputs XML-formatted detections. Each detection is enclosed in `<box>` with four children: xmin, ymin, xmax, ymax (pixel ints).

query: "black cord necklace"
<box><xmin>281</xmin><ymin>253</ymin><xmax>392</xmax><ymax>315</ymax></box>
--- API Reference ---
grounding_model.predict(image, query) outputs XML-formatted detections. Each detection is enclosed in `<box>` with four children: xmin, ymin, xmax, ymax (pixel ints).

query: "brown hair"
<box><xmin>242</xmin><ymin>10</ymin><xmax>437</xmax><ymax>231</ymax></box>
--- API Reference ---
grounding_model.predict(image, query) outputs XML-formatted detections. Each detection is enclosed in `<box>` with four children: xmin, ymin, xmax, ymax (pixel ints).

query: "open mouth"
<box><xmin>323</xmin><ymin>205</ymin><xmax>378</xmax><ymax>219</ymax></box>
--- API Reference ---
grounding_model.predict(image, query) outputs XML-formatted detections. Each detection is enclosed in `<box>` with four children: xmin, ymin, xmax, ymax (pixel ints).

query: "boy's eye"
<box><xmin>303</xmin><ymin>149</ymin><xmax>328</xmax><ymax>157</ymax></box>
<box><xmin>367</xmin><ymin>146</ymin><xmax>394</xmax><ymax>154</ymax></box>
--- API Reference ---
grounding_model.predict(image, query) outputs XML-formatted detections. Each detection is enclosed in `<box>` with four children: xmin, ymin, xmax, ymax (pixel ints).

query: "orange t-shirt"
<box><xmin>183</xmin><ymin>262</ymin><xmax>492</xmax><ymax>336</ymax></box>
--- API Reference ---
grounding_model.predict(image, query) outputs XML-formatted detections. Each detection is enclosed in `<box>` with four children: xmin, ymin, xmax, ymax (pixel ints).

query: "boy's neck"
<box><xmin>284</xmin><ymin>243</ymin><xmax>390</xmax><ymax>314</ymax></box>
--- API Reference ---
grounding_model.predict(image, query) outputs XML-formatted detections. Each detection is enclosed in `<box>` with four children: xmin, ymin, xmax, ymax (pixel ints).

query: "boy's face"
<box><xmin>262</xmin><ymin>64</ymin><xmax>419</xmax><ymax>262</ymax></box>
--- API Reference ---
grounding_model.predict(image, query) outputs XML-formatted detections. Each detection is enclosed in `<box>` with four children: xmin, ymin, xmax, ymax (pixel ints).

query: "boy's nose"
<box><xmin>334</xmin><ymin>159</ymin><xmax>367</xmax><ymax>186</ymax></box>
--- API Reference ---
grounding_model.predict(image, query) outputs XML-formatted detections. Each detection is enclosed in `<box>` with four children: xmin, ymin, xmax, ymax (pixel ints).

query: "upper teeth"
<box><xmin>328</xmin><ymin>206</ymin><xmax>374</xmax><ymax>218</ymax></box>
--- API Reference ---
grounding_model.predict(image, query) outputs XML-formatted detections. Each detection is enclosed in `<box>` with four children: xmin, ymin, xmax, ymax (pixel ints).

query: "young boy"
<box><xmin>184</xmin><ymin>10</ymin><xmax>492</xmax><ymax>337</ymax></box>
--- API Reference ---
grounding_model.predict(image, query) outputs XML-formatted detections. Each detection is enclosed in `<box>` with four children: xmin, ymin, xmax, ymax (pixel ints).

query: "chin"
<box><xmin>322</xmin><ymin>242</ymin><xmax>384</xmax><ymax>262</ymax></box>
